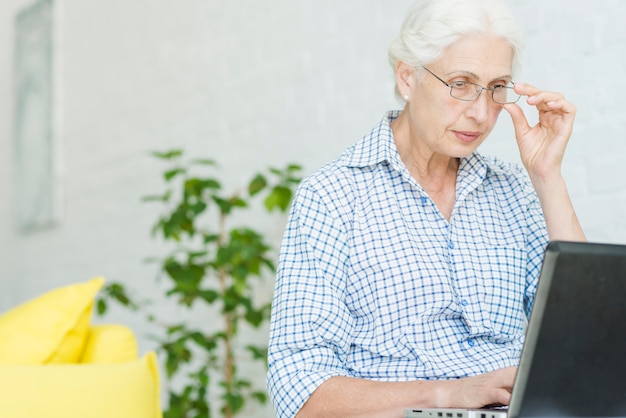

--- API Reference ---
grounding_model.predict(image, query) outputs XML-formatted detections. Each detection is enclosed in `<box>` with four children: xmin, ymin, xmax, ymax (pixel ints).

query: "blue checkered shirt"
<box><xmin>267</xmin><ymin>110</ymin><xmax>549</xmax><ymax>418</ymax></box>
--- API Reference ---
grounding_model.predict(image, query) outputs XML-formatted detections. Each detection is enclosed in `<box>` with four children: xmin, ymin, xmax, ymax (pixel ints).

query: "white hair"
<box><xmin>388</xmin><ymin>0</ymin><xmax>525</xmax><ymax>96</ymax></box>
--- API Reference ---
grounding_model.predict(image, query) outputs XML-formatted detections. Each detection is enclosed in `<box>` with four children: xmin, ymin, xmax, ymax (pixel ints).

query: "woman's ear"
<box><xmin>395</xmin><ymin>61</ymin><xmax>414</xmax><ymax>101</ymax></box>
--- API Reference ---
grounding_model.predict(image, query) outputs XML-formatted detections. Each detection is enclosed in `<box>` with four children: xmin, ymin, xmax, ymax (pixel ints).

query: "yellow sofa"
<box><xmin>0</xmin><ymin>277</ymin><xmax>162</xmax><ymax>418</ymax></box>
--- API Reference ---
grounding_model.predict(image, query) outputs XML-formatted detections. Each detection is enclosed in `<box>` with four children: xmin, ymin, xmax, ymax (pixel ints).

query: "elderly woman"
<box><xmin>267</xmin><ymin>0</ymin><xmax>586</xmax><ymax>417</ymax></box>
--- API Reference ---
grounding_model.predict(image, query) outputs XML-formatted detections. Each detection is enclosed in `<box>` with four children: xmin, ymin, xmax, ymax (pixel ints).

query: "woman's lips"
<box><xmin>454</xmin><ymin>131</ymin><xmax>482</xmax><ymax>143</ymax></box>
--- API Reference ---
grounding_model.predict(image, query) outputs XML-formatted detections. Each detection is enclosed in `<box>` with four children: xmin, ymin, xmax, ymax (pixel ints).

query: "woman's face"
<box><xmin>405</xmin><ymin>34</ymin><xmax>514</xmax><ymax>158</ymax></box>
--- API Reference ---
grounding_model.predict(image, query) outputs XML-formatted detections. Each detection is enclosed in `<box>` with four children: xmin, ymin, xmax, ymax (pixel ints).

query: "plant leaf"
<box><xmin>141</xmin><ymin>190</ymin><xmax>172</xmax><ymax>202</ymax></box>
<box><xmin>190</xmin><ymin>158</ymin><xmax>217</xmax><ymax>166</ymax></box>
<box><xmin>152</xmin><ymin>149</ymin><xmax>183</xmax><ymax>160</ymax></box>
<box><xmin>248</xmin><ymin>174</ymin><xmax>267</xmax><ymax>196</ymax></box>
<box><xmin>164</xmin><ymin>168</ymin><xmax>186</xmax><ymax>182</ymax></box>
<box><xmin>264</xmin><ymin>185</ymin><xmax>293</xmax><ymax>212</ymax></box>
<box><xmin>251</xmin><ymin>391</ymin><xmax>268</xmax><ymax>404</ymax></box>
<box><xmin>96</xmin><ymin>298</ymin><xmax>107</xmax><ymax>316</ymax></box>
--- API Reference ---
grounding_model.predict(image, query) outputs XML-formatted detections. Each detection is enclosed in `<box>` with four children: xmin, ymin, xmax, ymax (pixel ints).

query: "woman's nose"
<box><xmin>466</xmin><ymin>89</ymin><xmax>491</xmax><ymax>122</ymax></box>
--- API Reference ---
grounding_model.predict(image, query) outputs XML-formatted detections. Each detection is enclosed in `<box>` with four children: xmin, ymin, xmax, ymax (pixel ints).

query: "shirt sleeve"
<box><xmin>523</xmin><ymin>183</ymin><xmax>549</xmax><ymax>317</ymax></box>
<box><xmin>266</xmin><ymin>181</ymin><xmax>354</xmax><ymax>418</ymax></box>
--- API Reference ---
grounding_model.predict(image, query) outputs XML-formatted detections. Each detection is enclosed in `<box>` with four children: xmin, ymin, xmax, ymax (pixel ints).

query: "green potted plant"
<box><xmin>98</xmin><ymin>150</ymin><xmax>302</xmax><ymax>417</ymax></box>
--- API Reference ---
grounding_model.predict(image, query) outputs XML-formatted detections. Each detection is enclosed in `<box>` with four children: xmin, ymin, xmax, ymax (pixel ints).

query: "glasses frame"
<box><xmin>422</xmin><ymin>67</ymin><xmax>520</xmax><ymax>105</ymax></box>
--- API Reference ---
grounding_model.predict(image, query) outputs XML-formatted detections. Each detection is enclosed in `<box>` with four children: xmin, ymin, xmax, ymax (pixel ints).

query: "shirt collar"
<box><xmin>341</xmin><ymin>110</ymin><xmax>489</xmax><ymax>197</ymax></box>
<box><xmin>342</xmin><ymin>110</ymin><xmax>402</xmax><ymax>169</ymax></box>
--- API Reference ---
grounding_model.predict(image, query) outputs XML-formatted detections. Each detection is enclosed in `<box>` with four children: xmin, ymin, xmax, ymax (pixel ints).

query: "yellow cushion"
<box><xmin>0</xmin><ymin>277</ymin><xmax>105</xmax><ymax>364</ymax></box>
<box><xmin>0</xmin><ymin>352</ymin><xmax>162</xmax><ymax>418</ymax></box>
<box><xmin>80</xmin><ymin>324</ymin><xmax>139</xmax><ymax>363</ymax></box>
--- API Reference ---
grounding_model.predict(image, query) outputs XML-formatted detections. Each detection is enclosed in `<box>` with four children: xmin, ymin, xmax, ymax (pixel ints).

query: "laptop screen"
<box><xmin>510</xmin><ymin>241</ymin><xmax>626</xmax><ymax>418</ymax></box>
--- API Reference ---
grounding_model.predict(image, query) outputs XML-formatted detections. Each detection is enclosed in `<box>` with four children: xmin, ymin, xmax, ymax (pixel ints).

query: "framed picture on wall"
<box><xmin>14</xmin><ymin>0</ymin><xmax>59</xmax><ymax>231</ymax></box>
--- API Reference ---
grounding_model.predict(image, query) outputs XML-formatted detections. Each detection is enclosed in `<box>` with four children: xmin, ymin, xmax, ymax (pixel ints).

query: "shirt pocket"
<box><xmin>475</xmin><ymin>246</ymin><xmax>527</xmax><ymax>341</ymax></box>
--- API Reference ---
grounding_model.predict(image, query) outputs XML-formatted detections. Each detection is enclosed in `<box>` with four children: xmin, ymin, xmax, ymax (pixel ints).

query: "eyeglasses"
<box><xmin>422</xmin><ymin>67</ymin><xmax>521</xmax><ymax>104</ymax></box>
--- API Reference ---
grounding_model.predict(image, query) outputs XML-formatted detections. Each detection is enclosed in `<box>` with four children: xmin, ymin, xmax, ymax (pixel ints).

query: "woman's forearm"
<box><xmin>531</xmin><ymin>174</ymin><xmax>586</xmax><ymax>242</ymax></box>
<box><xmin>296</xmin><ymin>368</ymin><xmax>517</xmax><ymax>418</ymax></box>
<box><xmin>296</xmin><ymin>376</ymin><xmax>441</xmax><ymax>418</ymax></box>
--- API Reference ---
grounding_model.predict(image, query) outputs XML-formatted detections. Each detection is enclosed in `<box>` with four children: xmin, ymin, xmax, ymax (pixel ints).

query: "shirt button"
<box><xmin>448</xmin><ymin>240</ymin><xmax>455</xmax><ymax>249</ymax></box>
<box><xmin>467</xmin><ymin>339</ymin><xmax>475</xmax><ymax>347</ymax></box>
<box><xmin>421</xmin><ymin>196</ymin><xmax>428</xmax><ymax>204</ymax></box>
<box><xmin>461</xmin><ymin>299</ymin><xmax>469</xmax><ymax>307</ymax></box>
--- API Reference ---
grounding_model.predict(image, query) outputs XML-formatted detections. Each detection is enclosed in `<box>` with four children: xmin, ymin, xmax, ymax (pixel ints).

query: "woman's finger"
<box><xmin>515</xmin><ymin>83</ymin><xmax>576</xmax><ymax>115</ymax></box>
<box><xmin>502</xmin><ymin>102</ymin><xmax>531</xmax><ymax>138</ymax></box>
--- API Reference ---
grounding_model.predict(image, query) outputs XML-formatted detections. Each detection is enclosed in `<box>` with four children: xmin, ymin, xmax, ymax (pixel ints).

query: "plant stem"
<box><xmin>218</xmin><ymin>211</ymin><xmax>235</xmax><ymax>418</ymax></box>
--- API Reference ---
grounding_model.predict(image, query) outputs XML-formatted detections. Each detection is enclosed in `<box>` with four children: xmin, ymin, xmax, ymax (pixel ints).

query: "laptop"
<box><xmin>405</xmin><ymin>241</ymin><xmax>626</xmax><ymax>418</ymax></box>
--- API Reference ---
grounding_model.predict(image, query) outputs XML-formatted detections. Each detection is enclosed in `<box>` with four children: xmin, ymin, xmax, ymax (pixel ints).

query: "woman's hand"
<box><xmin>503</xmin><ymin>83</ymin><xmax>585</xmax><ymax>242</ymax></box>
<box><xmin>438</xmin><ymin>367</ymin><xmax>517</xmax><ymax>409</ymax></box>
<box><xmin>503</xmin><ymin>83</ymin><xmax>576</xmax><ymax>181</ymax></box>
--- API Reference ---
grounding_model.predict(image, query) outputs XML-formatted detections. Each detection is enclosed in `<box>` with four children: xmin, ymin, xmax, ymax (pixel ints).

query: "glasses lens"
<box><xmin>493</xmin><ymin>86</ymin><xmax>520</xmax><ymax>104</ymax></box>
<box><xmin>450</xmin><ymin>83</ymin><xmax>480</xmax><ymax>101</ymax></box>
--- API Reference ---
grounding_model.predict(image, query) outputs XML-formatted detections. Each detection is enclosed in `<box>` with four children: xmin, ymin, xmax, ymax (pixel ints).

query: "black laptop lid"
<box><xmin>510</xmin><ymin>241</ymin><xmax>626</xmax><ymax>418</ymax></box>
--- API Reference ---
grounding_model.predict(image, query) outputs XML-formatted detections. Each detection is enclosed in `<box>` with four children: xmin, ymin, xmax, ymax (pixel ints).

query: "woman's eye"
<box><xmin>451</xmin><ymin>81</ymin><xmax>469</xmax><ymax>88</ymax></box>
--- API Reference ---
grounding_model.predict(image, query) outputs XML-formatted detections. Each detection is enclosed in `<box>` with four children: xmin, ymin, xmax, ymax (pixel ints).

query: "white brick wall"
<box><xmin>1</xmin><ymin>1</ymin><xmax>625</xmax><ymax>416</ymax></box>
